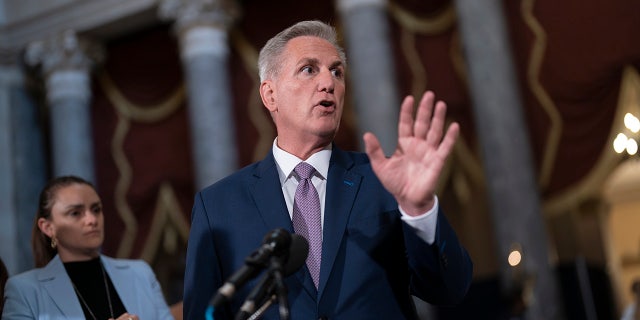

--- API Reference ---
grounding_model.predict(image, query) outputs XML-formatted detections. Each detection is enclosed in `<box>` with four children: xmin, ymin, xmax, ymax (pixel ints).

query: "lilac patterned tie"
<box><xmin>292</xmin><ymin>162</ymin><xmax>322</xmax><ymax>288</ymax></box>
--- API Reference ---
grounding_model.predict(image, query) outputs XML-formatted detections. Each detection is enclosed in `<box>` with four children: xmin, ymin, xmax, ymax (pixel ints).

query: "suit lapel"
<box><xmin>250</xmin><ymin>152</ymin><xmax>319</xmax><ymax>299</ymax></box>
<box><xmin>38</xmin><ymin>255</ymin><xmax>85</xmax><ymax>318</ymax></box>
<box><xmin>318</xmin><ymin>149</ymin><xmax>360</xmax><ymax>299</ymax></box>
<box><xmin>249</xmin><ymin>152</ymin><xmax>294</xmax><ymax>233</ymax></box>
<box><xmin>102</xmin><ymin>256</ymin><xmax>139</xmax><ymax>313</ymax></box>
<box><xmin>248</xmin><ymin>149</ymin><xmax>362</xmax><ymax>300</ymax></box>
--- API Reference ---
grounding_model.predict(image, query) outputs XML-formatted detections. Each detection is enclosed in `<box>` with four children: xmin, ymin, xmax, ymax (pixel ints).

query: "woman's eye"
<box><xmin>69</xmin><ymin>211</ymin><xmax>80</xmax><ymax>217</ymax></box>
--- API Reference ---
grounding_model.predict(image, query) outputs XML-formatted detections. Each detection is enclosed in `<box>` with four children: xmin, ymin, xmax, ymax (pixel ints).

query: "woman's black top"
<box><xmin>64</xmin><ymin>257</ymin><xmax>127</xmax><ymax>320</ymax></box>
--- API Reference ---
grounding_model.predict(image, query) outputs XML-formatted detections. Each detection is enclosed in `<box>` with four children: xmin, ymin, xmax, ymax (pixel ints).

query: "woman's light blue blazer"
<box><xmin>3</xmin><ymin>254</ymin><xmax>174</xmax><ymax>320</ymax></box>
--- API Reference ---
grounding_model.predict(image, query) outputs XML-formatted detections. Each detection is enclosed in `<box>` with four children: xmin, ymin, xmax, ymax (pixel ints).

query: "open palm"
<box><xmin>364</xmin><ymin>91</ymin><xmax>459</xmax><ymax>216</ymax></box>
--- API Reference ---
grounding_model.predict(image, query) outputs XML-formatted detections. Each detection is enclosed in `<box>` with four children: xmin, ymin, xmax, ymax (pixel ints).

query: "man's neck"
<box><xmin>276</xmin><ymin>137</ymin><xmax>332</xmax><ymax>160</ymax></box>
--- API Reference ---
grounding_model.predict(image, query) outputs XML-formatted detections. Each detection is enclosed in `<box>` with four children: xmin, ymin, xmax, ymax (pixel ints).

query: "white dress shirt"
<box><xmin>272</xmin><ymin>139</ymin><xmax>438</xmax><ymax>244</ymax></box>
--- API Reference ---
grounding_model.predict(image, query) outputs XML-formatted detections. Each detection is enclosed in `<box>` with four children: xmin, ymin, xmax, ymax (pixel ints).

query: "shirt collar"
<box><xmin>272</xmin><ymin>138</ymin><xmax>332</xmax><ymax>184</ymax></box>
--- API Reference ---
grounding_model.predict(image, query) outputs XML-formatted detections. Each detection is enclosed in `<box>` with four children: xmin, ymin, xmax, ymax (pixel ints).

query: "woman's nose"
<box><xmin>84</xmin><ymin>211</ymin><xmax>98</xmax><ymax>224</ymax></box>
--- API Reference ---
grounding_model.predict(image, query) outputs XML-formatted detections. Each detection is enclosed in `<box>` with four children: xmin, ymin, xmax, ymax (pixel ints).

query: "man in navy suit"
<box><xmin>183</xmin><ymin>20</ymin><xmax>472</xmax><ymax>320</ymax></box>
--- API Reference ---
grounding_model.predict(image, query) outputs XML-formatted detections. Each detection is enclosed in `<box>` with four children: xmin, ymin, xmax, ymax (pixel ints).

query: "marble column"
<box><xmin>453</xmin><ymin>0</ymin><xmax>562</xmax><ymax>318</ymax></box>
<box><xmin>0</xmin><ymin>65</ymin><xmax>20</xmax><ymax>274</ymax></box>
<box><xmin>336</xmin><ymin>0</ymin><xmax>400</xmax><ymax>155</ymax></box>
<box><xmin>159</xmin><ymin>0</ymin><xmax>239</xmax><ymax>190</ymax></box>
<box><xmin>25</xmin><ymin>30</ymin><xmax>99</xmax><ymax>184</ymax></box>
<box><xmin>0</xmin><ymin>60</ymin><xmax>47</xmax><ymax>274</ymax></box>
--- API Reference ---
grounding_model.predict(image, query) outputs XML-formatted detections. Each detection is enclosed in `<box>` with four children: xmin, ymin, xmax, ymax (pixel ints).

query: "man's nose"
<box><xmin>317</xmin><ymin>68</ymin><xmax>335</xmax><ymax>93</ymax></box>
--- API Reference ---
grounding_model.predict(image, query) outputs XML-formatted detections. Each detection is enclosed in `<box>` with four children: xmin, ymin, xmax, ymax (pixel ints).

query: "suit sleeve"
<box><xmin>2</xmin><ymin>276</ymin><xmax>38</xmax><ymax>320</ymax></box>
<box><xmin>183</xmin><ymin>191</ymin><xmax>223</xmax><ymax>320</ymax></box>
<box><xmin>404</xmin><ymin>206</ymin><xmax>473</xmax><ymax>305</ymax></box>
<box><xmin>138</xmin><ymin>261</ymin><xmax>174</xmax><ymax>320</ymax></box>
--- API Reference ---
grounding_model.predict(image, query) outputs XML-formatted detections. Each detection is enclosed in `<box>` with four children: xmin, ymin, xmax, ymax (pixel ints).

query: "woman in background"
<box><xmin>3</xmin><ymin>175</ymin><xmax>173</xmax><ymax>320</ymax></box>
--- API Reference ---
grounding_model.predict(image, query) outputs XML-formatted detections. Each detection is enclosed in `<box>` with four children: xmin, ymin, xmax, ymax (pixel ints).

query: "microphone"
<box><xmin>234</xmin><ymin>234</ymin><xmax>309</xmax><ymax>320</ymax></box>
<box><xmin>211</xmin><ymin>228</ymin><xmax>292</xmax><ymax>308</ymax></box>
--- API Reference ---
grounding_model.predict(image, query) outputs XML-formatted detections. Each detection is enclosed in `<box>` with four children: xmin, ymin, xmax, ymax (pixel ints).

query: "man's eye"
<box><xmin>301</xmin><ymin>66</ymin><xmax>314</xmax><ymax>74</ymax></box>
<box><xmin>331</xmin><ymin>69</ymin><xmax>343</xmax><ymax>78</ymax></box>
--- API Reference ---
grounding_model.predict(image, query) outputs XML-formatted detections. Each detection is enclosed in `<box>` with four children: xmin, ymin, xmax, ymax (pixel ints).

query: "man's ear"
<box><xmin>38</xmin><ymin>217</ymin><xmax>54</xmax><ymax>238</ymax></box>
<box><xmin>260</xmin><ymin>80</ymin><xmax>277</xmax><ymax>112</ymax></box>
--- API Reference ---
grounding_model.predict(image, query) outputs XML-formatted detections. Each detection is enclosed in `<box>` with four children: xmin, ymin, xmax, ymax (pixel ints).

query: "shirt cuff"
<box><xmin>399</xmin><ymin>196</ymin><xmax>439</xmax><ymax>245</ymax></box>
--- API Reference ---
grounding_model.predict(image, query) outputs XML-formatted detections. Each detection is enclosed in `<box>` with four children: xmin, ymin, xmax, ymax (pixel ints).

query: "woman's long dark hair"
<box><xmin>31</xmin><ymin>175</ymin><xmax>96</xmax><ymax>268</ymax></box>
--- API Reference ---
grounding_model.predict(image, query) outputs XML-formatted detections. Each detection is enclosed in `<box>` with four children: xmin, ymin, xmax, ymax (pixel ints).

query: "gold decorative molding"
<box><xmin>141</xmin><ymin>182</ymin><xmax>191</xmax><ymax>263</ymax></box>
<box><xmin>388</xmin><ymin>2</ymin><xmax>456</xmax><ymax>35</ymax></box>
<box><xmin>543</xmin><ymin>65</ymin><xmax>640</xmax><ymax>216</ymax></box>
<box><xmin>111</xmin><ymin>113</ymin><xmax>138</xmax><ymax>258</ymax></box>
<box><xmin>521</xmin><ymin>0</ymin><xmax>562</xmax><ymax>189</ymax></box>
<box><xmin>387</xmin><ymin>2</ymin><xmax>486</xmax><ymax>207</ymax></box>
<box><xmin>399</xmin><ymin>28</ymin><xmax>428</xmax><ymax>101</ymax></box>
<box><xmin>453</xmin><ymin>133</ymin><xmax>485</xmax><ymax>187</ymax></box>
<box><xmin>450</xmin><ymin>30</ymin><xmax>468</xmax><ymax>88</ymax></box>
<box><xmin>388</xmin><ymin>1</ymin><xmax>457</xmax><ymax>101</ymax></box>
<box><xmin>98</xmin><ymin>70</ymin><xmax>187</xmax><ymax>258</ymax></box>
<box><xmin>98</xmin><ymin>72</ymin><xmax>185</xmax><ymax>122</ymax></box>
<box><xmin>230</xmin><ymin>28</ymin><xmax>274</xmax><ymax>161</ymax></box>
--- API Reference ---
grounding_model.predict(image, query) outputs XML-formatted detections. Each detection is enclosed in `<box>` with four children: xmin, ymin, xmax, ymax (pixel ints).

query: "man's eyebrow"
<box><xmin>330</xmin><ymin>61</ymin><xmax>344</xmax><ymax>69</ymax></box>
<box><xmin>297</xmin><ymin>57</ymin><xmax>320</xmax><ymax>66</ymax></box>
<box><xmin>295</xmin><ymin>58</ymin><xmax>344</xmax><ymax>70</ymax></box>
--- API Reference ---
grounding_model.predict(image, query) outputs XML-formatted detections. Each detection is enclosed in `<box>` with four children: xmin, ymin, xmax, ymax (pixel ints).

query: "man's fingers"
<box><xmin>398</xmin><ymin>95</ymin><xmax>415</xmax><ymax>139</ymax></box>
<box><xmin>414</xmin><ymin>91</ymin><xmax>435</xmax><ymax>139</ymax></box>
<box><xmin>425</xmin><ymin>101</ymin><xmax>448</xmax><ymax>147</ymax></box>
<box><xmin>437</xmin><ymin>122</ymin><xmax>460</xmax><ymax>158</ymax></box>
<box><xmin>364</xmin><ymin>132</ymin><xmax>385</xmax><ymax>166</ymax></box>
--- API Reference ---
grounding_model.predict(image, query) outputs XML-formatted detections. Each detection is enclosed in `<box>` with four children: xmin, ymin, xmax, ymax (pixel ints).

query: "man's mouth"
<box><xmin>318</xmin><ymin>100</ymin><xmax>335</xmax><ymax>108</ymax></box>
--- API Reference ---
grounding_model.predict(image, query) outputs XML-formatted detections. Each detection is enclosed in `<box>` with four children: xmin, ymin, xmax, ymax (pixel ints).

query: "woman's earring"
<box><xmin>51</xmin><ymin>237</ymin><xmax>57</xmax><ymax>249</ymax></box>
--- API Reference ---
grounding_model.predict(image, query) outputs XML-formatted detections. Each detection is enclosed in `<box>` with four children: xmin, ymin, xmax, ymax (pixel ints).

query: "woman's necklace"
<box><xmin>70</xmin><ymin>260</ymin><xmax>114</xmax><ymax>320</ymax></box>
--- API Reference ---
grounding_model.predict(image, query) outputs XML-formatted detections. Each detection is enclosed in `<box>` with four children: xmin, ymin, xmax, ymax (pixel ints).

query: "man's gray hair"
<box><xmin>258</xmin><ymin>20</ymin><xmax>347</xmax><ymax>82</ymax></box>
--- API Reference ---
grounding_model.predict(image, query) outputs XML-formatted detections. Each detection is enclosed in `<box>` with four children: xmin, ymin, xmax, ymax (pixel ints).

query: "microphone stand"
<box><xmin>269</xmin><ymin>256</ymin><xmax>290</xmax><ymax>320</ymax></box>
<box><xmin>235</xmin><ymin>271</ymin><xmax>274</xmax><ymax>320</ymax></box>
<box><xmin>236</xmin><ymin>256</ymin><xmax>290</xmax><ymax>320</ymax></box>
<box><xmin>247</xmin><ymin>295</ymin><xmax>276</xmax><ymax>320</ymax></box>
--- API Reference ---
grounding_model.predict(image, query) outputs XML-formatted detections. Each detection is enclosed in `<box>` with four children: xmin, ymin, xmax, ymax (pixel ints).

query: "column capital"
<box><xmin>159</xmin><ymin>0</ymin><xmax>240</xmax><ymax>33</ymax></box>
<box><xmin>23</xmin><ymin>30</ymin><xmax>103</xmax><ymax>77</ymax></box>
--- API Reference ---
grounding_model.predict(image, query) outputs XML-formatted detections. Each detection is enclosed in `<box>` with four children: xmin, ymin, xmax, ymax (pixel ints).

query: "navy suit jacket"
<box><xmin>184</xmin><ymin>147</ymin><xmax>472</xmax><ymax>320</ymax></box>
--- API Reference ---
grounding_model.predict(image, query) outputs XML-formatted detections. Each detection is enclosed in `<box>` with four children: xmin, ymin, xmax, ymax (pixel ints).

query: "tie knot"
<box><xmin>294</xmin><ymin>162</ymin><xmax>316</xmax><ymax>179</ymax></box>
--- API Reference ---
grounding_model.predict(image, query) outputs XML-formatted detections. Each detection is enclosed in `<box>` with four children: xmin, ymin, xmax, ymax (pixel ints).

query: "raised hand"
<box><xmin>364</xmin><ymin>91</ymin><xmax>459</xmax><ymax>216</ymax></box>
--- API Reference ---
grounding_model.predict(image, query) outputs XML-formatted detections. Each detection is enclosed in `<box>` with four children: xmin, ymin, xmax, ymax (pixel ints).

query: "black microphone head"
<box><xmin>283</xmin><ymin>234</ymin><xmax>309</xmax><ymax>276</ymax></box>
<box><xmin>263</xmin><ymin>228</ymin><xmax>292</xmax><ymax>257</ymax></box>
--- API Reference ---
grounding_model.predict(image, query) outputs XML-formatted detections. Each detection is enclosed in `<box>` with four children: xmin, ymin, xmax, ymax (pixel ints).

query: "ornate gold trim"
<box><xmin>521</xmin><ymin>0</ymin><xmax>562</xmax><ymax>189</ymax></box>
<box><xmin>543</xmin><ymin>65</ymin><xmax>639</xmax><ymax>216</ymax></box>
<box><xmin>450</xmin><ymin>30</ymin><xmax>468</xmax><ymax>88</ymax></box>
<box><xmin>98</xmin><ymin>72</ymin><xmax>185</xmax><ymax>123</ymax></box>
<box><xmin>388</xmin><ymin>1</ymin><xmax>484</xmax><ymax>201</ymax></box>
<box><xmin>230</xmin><ymin>29</ymin><xmax>274</xmax><ymax>161</ymax></box>
<box><xmin>388</xmin><ymin>2</ymin><xmax>456</xmax><ymax>35</ymax></box>
<box><xmin>448</xmin><ymin>30</ymin><xmax>484</xmax><ymax>201</ymax></box>
<box><xmin>453</xmin><ymin>133</ymin><xmax>485</xmax><ymax>187</ymax></box>
<box><xmin>141</xmin><ymin>182</ymin><xmax>191</xmax><ymax>262</ymax></box>
<box><xmin>110</xmin><ymin>114</ymin><xmax>138</xmax><ymax>258</ymax></box>
<box><xmin>400</xmin><ymin>27</ymin><xmax>428</xmax><ymax>100</ymax></box>
<box><xmin>98</xmin><ymin>70</ymin><xmax>187</xmax><ymax>258</ymax></box>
